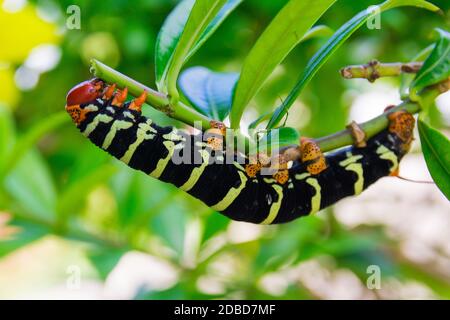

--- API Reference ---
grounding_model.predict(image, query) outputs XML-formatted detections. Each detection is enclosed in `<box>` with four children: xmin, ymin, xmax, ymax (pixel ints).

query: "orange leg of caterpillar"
<box><xmin>381</xmin><ymin>109</ymin><xmax>415</xmax><ymax>177</ymax></box>
<box><xmin>245</xmin><ymin>153</ymin><xmax>270</xmax><ymax>178</ymax></box>
<box><xmin>300</xmin><ymin>137</ymin><xmax>327</xmax><ymax>175</ymax></box>
<box><xmin>205</xmin><ymin>120</ymin><xmax>227</xmax><ymax>151</ymax></box>
<box><xmin>387</xmin><ymin>110</ymin><xmax>416</xmax><ymax>176</ymax></box>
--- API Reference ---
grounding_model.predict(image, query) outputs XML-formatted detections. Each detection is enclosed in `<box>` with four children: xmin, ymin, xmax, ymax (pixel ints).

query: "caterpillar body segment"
<box><xmin>65</xmin><ymin>79</ymin><xmax>415</xmax><ymax>224</ymax></box>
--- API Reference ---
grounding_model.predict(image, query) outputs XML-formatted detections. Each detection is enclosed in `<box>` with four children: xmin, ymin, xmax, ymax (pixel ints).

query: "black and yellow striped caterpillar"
<box><xmin>65</xmin><ymin>79</ymin><xmax>415</xmax><ymax>224</ymax></box>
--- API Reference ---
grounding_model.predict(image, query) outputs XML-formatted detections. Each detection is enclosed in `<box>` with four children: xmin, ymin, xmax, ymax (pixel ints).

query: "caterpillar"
<box><xmin>65</xmin><ymin>78</ymin><xmax>415</xmax><ymax>224</ymax></box>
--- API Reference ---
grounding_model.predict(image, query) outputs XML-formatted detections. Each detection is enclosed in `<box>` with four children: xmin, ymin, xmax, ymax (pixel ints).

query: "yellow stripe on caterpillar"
<box><xmin>260</xmin><ymin>184</ymin><xmax>284</xmax><ymax>225</ymax></box>
<box><xmin>306</xmin><ymin>178</ymin><xmax>321</xmax><ymax>214</ymax></box>
<box><xmin>120</xmin><ymin>119</ymin><xmax>157</xmax><ymax>164</ymax></box>
<box><xmin>180</xmin><ymin>149</ymin><xmax>210</xmax><ymax>192</ymax></box>
<box><xmin>376</xmin><ymin>145</ymin><xmax>398</xmax><ymax>173</ymax></box>
<box><xmin>212</xmin><ymin>171</ymin><xmax>247</xmax><ymax>211</ymax></box>
<box><xmin>102</xmin><ymin>120</ymin><xmax>133</xmax><ymax>149</ymax></box>
<box><xmin>149</xmin><ymin>140</ymin><xmax>178</xmax><ymax>178</ymax></box>
<box><xmin>83</xmin><ymin>112</ymin><xmax>113</xmax><ymax>137</ymax></box>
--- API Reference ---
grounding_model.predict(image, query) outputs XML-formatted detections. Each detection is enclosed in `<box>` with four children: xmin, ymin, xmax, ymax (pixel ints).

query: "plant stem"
<box><xmin>90</xmin><ymin>59</ymin><xmax>212</xmax><ymax>129</ymax></box>
<box><xmin>89</xmin><ymin>60</ymin><xmax>258</xmax><ymax>152</ymax></box>
<box><xmin>315</xmin><ymin>84</ymin><xmax>446</xmax><ymax>153</ymax></box>
<box><xmin>340</xmin><ymin>60</ymin><xmax>423</xmax><ymax>82</ymax></box>
<box><xmin>89</xmin><ymin>59</ymin><xmax>447</xmax><ymax>155</ymax></box>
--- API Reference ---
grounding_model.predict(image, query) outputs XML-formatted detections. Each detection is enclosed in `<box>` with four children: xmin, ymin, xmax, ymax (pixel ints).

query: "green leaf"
<box><xmin>248</xmin><ymin>111</ymin><xmax>272</xmax><ymax>130</ymax></box>
<box><xmin>246</xmin><ymin>26</ymin><xmax>333</xmax><ymax>130</ymax></box>
<box><xmin>155</xmin><ymin>0</ymin><xmax>196</xmax><ymax>91</ymax></box>
<box><xmin>411</xmin><ymin>28</ymin><xmax>450</xmax><ymax>94</ymax></box>
<box><xmin>179</xmin><ymin>66</ymin><xmax>239</xmax><ymax>121</ymax></box>
<box><xmin>5</xmin><ymin>151</ymin><xmax>57</xmax><ymax>220</ymax></box>
<box><xmin>418</xmin><ymin>119</ymin><xmax>450</xmax><ymax>200</ymax></box>
<box><xmin>155</xmin><ymin>0</ymin><xmax>242</xmax><ymax>91</ymax></box>
<box><xmin>254</xmin><ymin>127</ymin><xmax>300</xmax><ymax>154</ymax></box>
<box><xmin>230</xmin><ymin>0</ymin><xmax>337</xmax><ymax>128</ymax></box>
<box><xmin>110</xmin><ymin>167</ymin><xmax>175</xmax><ymax>228</ymax></box>
<box><xmin>267</xmin><ymin>0</ymin><xmax>440</xmax><ymax>129</ymax></box>
<box><xmin>301</xmin><ymin>25</ymin><xmax>334</xmax><ymax>42</ymax></box>
<box><xmin>164</xmin><ymin>0</ymin><xmax>228</xmax><ymax>96</ymax></box>
<box><xmin>150</xmin><ymin>201</ymin><xmax>187</xmax><ymax>256</ymax></box>
<box><xmin>0</xmin><ymin>105</ymin><xmax>15</xmax><ymax>172</ymax></box>
<box><xmin>185</xmin><ymin>0</ymin><xmax>243</xmax><ymax>62</ymax></box>
<box><xmin>400</xmin><ymin>44</ymin><xmax>435</xmax><ymax>99</ymax></box>
<box><xmin>57</xmin><ymin>164</ymin><xmax>118</xmax><ymax>217</ymax></box>
<box><xmin>65</xmin><ymin>145</ymin><xmax>110</xmax><ymax>185</ymax></box>
<box><xmin>0</xmin><ymin>217</ymin><xmax>49</xmax><ymax>258</ymax></box>
<box><xmin>2</xmin><ymin>112</ymin><xmax>68</xmax><ymax>175</ymax></box>
<box><xmin>201</xmin><ymin>211</ymin><xmax>230</xmax><ymax>244</ymax></box>
<box><xmin>88</xmin><ymin>248</ymin><xmax>126</xmax><ymax>280</ymax></box>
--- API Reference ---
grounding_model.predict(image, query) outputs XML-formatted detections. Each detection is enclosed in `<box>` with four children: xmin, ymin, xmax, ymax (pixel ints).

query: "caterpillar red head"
<box><xmin>66</xmin><ymin>79</ymin><xmax>148</xmax><ymax>126</ymax></box>
<box><xmin>66</xmin><ymin>78</ymin><xmax>105</xmax><ymax>106</ymax></box>
<box><xmin>65</xmin><ymin>79</ymin><xmax>106</xmax><ymax>125</ymax></box>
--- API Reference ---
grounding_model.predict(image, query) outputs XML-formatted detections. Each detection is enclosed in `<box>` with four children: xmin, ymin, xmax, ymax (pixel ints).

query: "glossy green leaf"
<box><xmin>418</xmin><ymin>119</ymin><xmax>450</xmax><ymax>200</ymax></box>
<box><xmin>411</xmin><ymin>28</ymin><xmax>450</xmax><ymax>93</ymax></box>
<box><xmin>165</xmin><ymin>0</ymin><xmax>228</xmax><ymax>96</ymax></box>
<box><xmin>185</xmin><ymin>0</ymin><xmax>243</xmax><ymax>61</ymax></box>
<box><xmin>230</xmin><ymin>0</ymin><xmax>337</xmax><ymax>128</ymax></box>
<box><xmin>246</xmin><ymin>26</ymin><xmax>333</xmax><ymax>130</ymax></box>
<box><xmin>301</xmin><ymin>25</ymin><xmax>334</xmax><ymax>42</ymax></box>
<box><xmin>179</xmin><ymin>66</ymin><xmax>239</xmax><ymax>120</ymax></box>
<box><xmin>254</xmin><ymin>127</ymin><xmax>300</xmax><ymax>154</ymax></box>
<box><xmin>399</xmin><ymin>44</ymin><xmax>435</xmax><ymax>99</ymax></box>
<box><xmin>267</xmin><ymin>0</ymin><xmax>440</xmax><ymax>129</ymax></box>
<box><xmin>155</xmin><ymin>0</ymin><xmax>242</xmax><ymax>91</ymax></box>
<box><xmin>155</xmin><ymin>0</ymin><xmax>195</xmax><ymax>91</ymax></box>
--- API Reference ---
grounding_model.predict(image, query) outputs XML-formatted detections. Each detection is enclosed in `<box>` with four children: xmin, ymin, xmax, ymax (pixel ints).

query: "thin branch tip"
<box><xmin>340</xmin><ymin>60</ymin><xmax>423</xmax><ymax>82</ymax></box>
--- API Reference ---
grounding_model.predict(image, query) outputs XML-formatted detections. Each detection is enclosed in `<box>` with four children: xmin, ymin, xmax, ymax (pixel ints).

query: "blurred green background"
<box><xmin>0</xmin><ymin>0</ymin><xmax>449</xmax><ymax>299</ymax></box>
